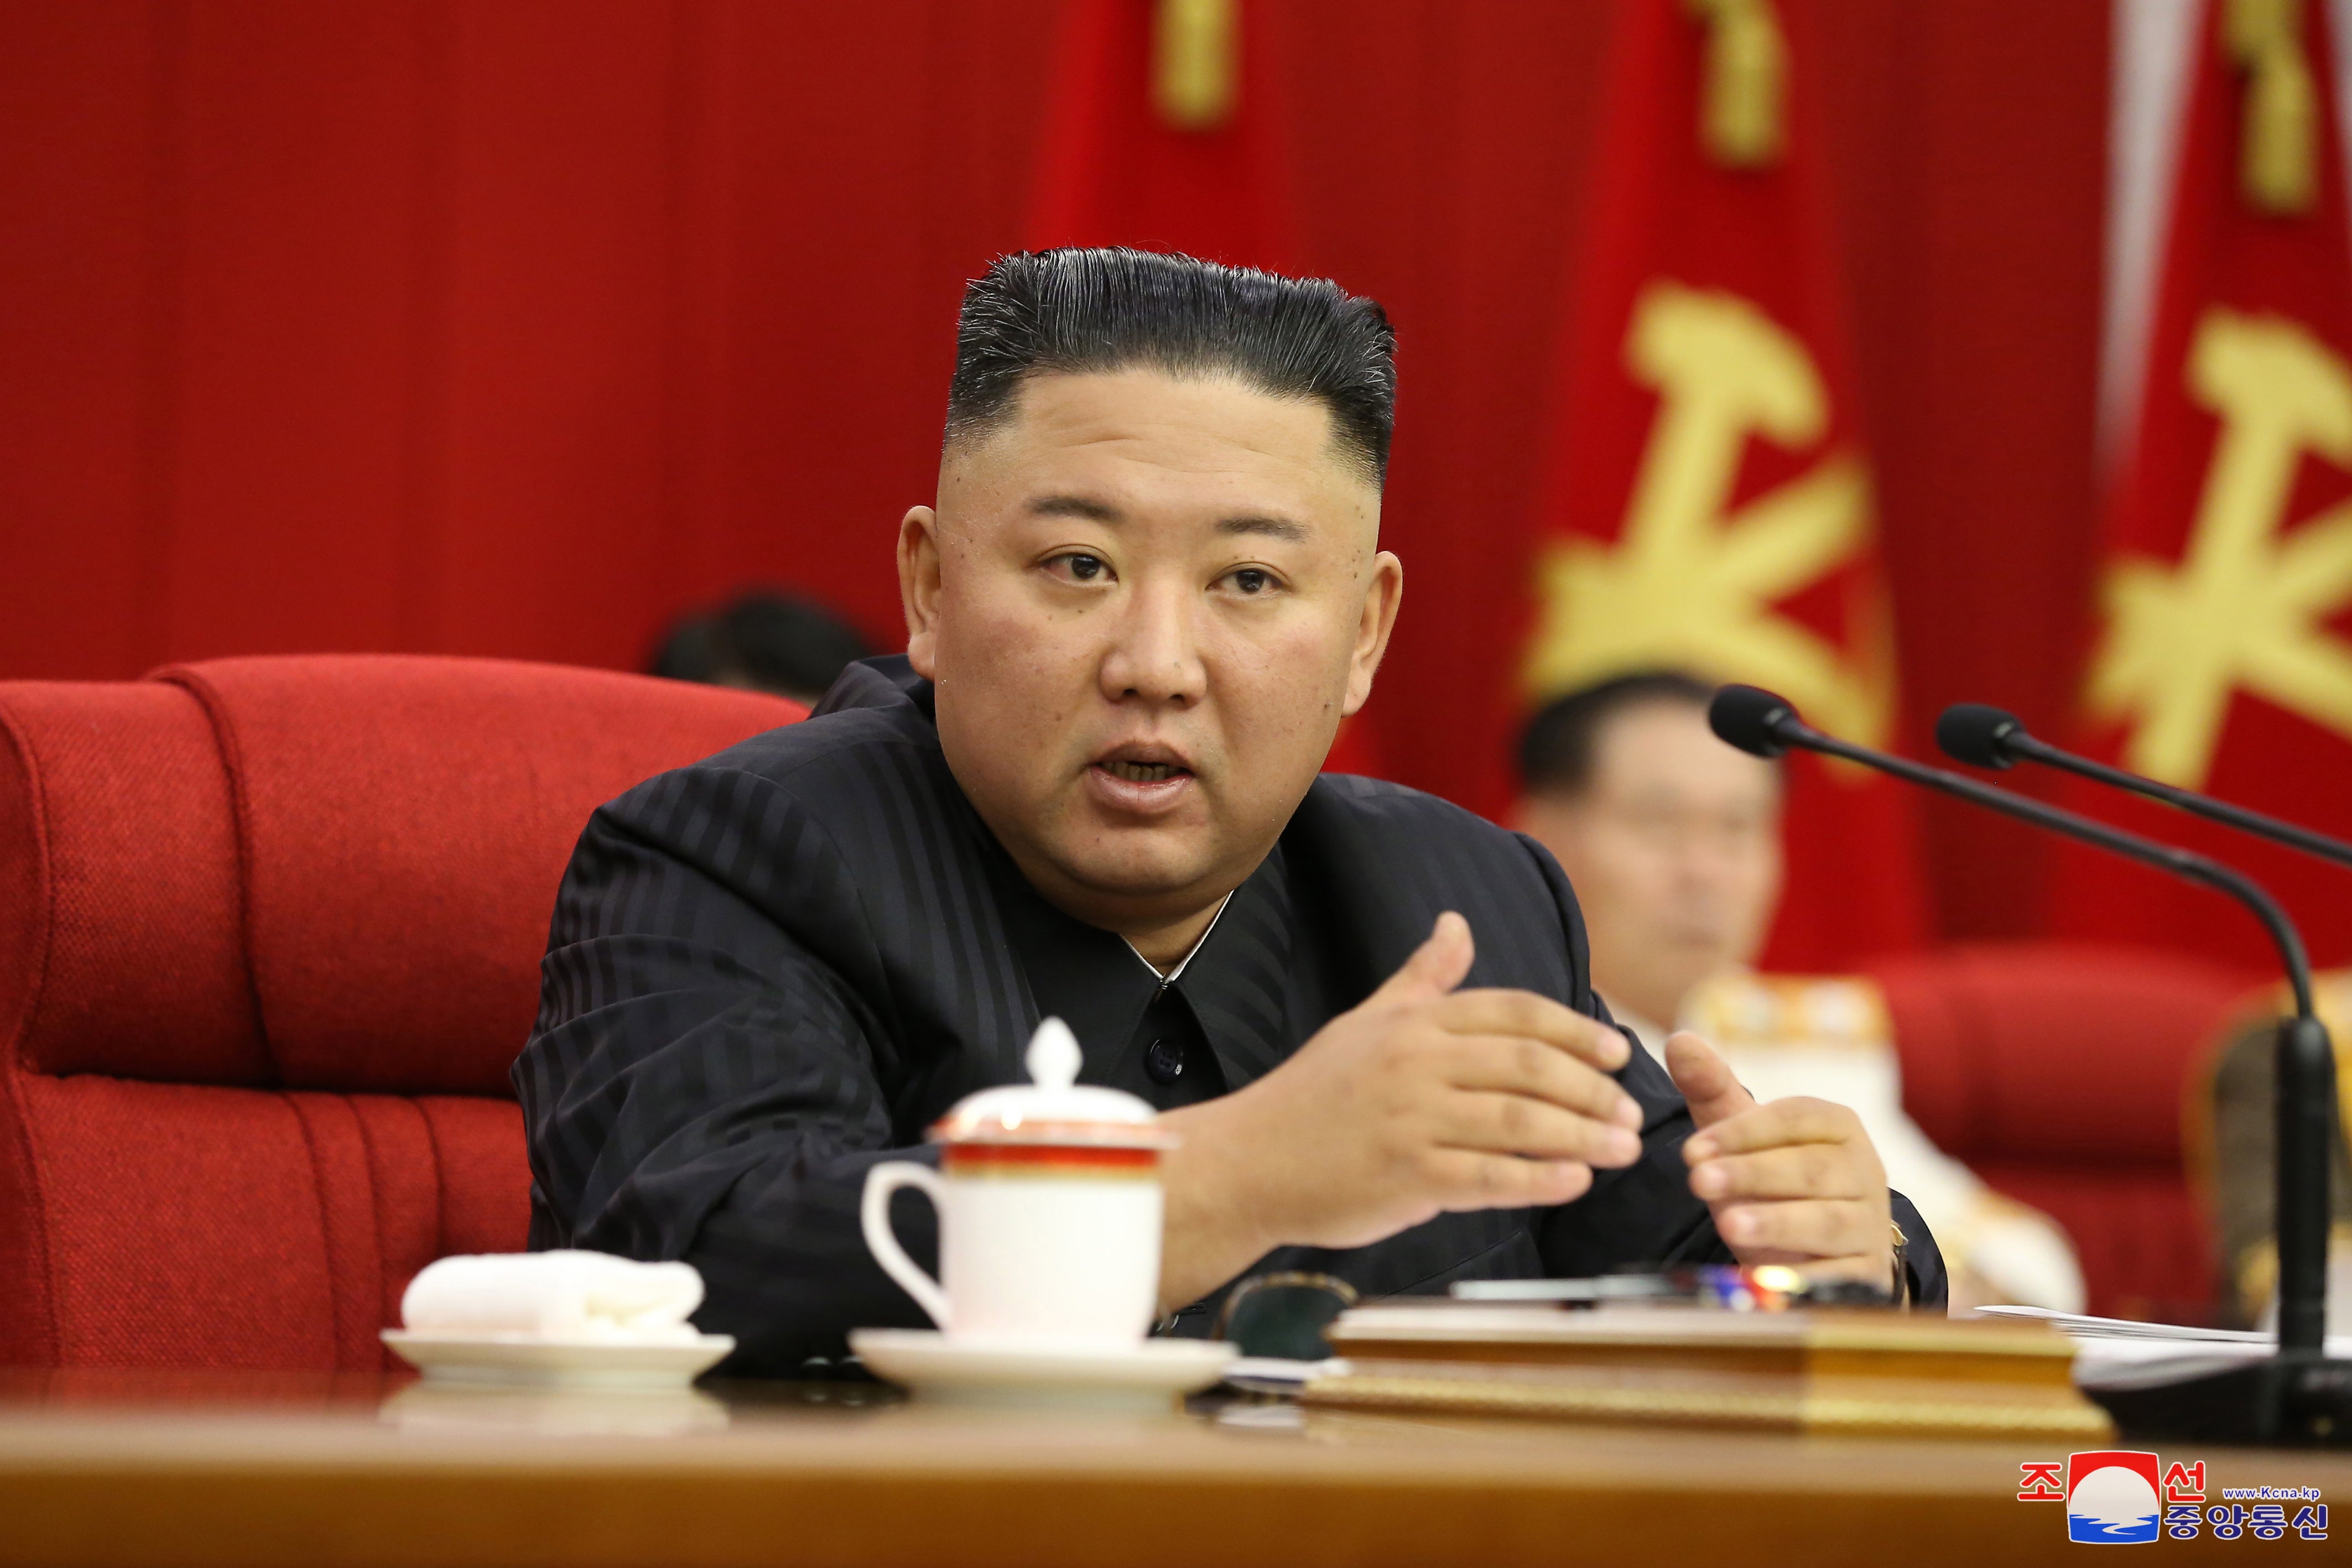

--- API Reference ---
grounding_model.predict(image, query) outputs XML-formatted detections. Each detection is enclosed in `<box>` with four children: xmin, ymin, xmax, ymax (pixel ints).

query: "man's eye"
<box><xmin>1227</xmin><ymin>567</ymin><xmax>1276</xmax><ymax>595</ymax></box>
<box><xmin>1054</xmin><ymin>553</ymin><xmax>1110</xmax><ymax>583</ymax></box>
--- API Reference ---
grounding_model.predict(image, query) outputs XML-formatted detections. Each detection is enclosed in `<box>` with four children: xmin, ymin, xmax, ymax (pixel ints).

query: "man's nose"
<box><xmin>1098</xmin><ymin>578</ymin><xmax>1205</xmax><ymax>707</ymax></box>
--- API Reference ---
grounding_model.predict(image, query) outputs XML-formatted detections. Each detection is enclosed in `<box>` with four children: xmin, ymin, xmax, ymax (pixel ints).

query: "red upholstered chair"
<box><xmin>0</xmin><ymin>655</ymin><xmax>800</xmax><ymax>1369</ymax></box>
<box><xmin>1863</xmin><ymin>942</ymin><xmax>2254</xmax><ymax>1319</ymax></box>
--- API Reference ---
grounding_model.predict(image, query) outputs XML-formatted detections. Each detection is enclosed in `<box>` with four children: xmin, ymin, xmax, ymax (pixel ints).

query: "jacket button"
<box><xmin>1145</xmin><ymin>1036</ymin><xmax>1187</xmax><ymax>1084</ymax></box>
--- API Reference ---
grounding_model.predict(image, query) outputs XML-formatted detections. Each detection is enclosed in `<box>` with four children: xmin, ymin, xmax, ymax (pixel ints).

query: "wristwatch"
<box><xmin>1890</xmin><ymin>1221</ymin><xmax>1913</xmax><ymax>1309</ymax></box>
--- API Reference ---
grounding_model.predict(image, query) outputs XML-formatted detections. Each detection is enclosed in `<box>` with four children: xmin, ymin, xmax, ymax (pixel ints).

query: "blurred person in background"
<box><xmin>1514</xmin><ymin>670</ymin><xmax>2085</xmax><ymax>1314</ymax></box>
<box><xmin>2197</xmin><ymin>976</ymin><xmax>2352</xmax><ymax>1331</ymax></box>
<box><xmin>649</xmin><ymin>588</ymin><xmax>873</xmax><ymax>707</ymax></box>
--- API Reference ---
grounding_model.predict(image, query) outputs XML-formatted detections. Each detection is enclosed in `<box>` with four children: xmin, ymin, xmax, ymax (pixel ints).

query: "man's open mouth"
<box><xmin>1086</xmin><ymin>744</ymin><xmax>1198</xmax><ymax>807</ymax></box>
<box><xmin>1099</xmin><ymin>759</ymin><xmax>1188</xmax><ymax>784</ymax></box>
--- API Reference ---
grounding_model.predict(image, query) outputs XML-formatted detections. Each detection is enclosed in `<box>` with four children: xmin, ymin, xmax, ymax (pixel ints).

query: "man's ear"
<box><xmin>1341</xmin><ymin>549</ymin><xmax>1404</xmax><ymax>716</ymax></box>
<box><xmin>898</xmin><ymin>505</ymin><xmax>944</xmax><ymax>679</ymax></box>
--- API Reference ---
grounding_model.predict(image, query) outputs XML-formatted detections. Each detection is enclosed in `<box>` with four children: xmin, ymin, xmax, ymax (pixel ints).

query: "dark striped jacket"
<box><xmin>517</xmin><ymin>658</ymin><xmax>1942</xmax><ymax>1372</ymax></box>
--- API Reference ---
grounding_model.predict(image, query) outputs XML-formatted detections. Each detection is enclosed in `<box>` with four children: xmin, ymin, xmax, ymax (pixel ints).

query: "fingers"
<box><xmin>1684</xmin><ymin>1093</ymin><xmax>1890</xmax><ymax>1270</ymax></box>
<box><xmin>1663</xmin><ymin>1030</ymin><xmax>1755</xmax><ymax>1131</ymax></box>
<box><xmin>1366</xmin><ymin>911</ymin><xmax>1475</xmax><ymax>1008</ymax></box>
<box><xmin>1427</xmin><ymin>1090</ymin><xmax>1643</xmax><ymax>1166</ymax></box>
<box><xmin>1418</xmin><ymin>1148</ymin><xmax>1596</xmax><ymax>1212</ymax></box>
<box><xmin>1426</xmin><ymin>989</ymin><xmax>1631</xmax><ymax>1072</ymax></box>
<box><xmin>1710</xmin><ymin>1198</ymin><xmax>1882</xmax><ymax>1259</ymax></box>
<box><xmin>1409</xmin><ymin>992</ymin><xmax>1646</xmax><ymax>1140</ymax></box>
<box><xmin>1443</xmin><ymin>1034</ymin><xmax>1644</xmax><ymax>1129</ymax></box>
<box><xmin>1688</xmin><ymin>1142</ymin><xmax>1873</xmax><ymax>1203</ymax></box>
<box><xmin>1683</xmin><ymin>1096</ymin><xmax>1871</xmax><ymax>1163</ymax></box>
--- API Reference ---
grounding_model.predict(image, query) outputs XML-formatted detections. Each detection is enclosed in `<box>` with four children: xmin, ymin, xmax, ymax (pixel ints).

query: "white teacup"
<box><xmin>861</xmin><ymin>1019</ymin><xmax>1175</xmax><ymax>1346</ymax></box>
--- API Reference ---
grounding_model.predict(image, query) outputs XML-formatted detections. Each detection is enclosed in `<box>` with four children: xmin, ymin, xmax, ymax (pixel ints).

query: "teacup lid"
<box><xmin>928</xmin><ymin>1018</ymin><xmax>1177</xmax><ymax>1148</ymax></box>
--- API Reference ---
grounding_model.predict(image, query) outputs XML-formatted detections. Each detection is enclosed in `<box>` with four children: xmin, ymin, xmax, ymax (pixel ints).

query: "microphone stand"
<box><xmin>1938</xmin><ymin>704</ymin><xmax>2352</xmax><ymax>870</ymax></box>
<box><xmin>1937</xmin><ymin>705</ymin><xmax>2350</xmax><ymax>1392</ymax></box>
<box><xmin>1715</xmin><ymin>687</ymin><xmax>2349</xmax><ymax>1444</ymax></box>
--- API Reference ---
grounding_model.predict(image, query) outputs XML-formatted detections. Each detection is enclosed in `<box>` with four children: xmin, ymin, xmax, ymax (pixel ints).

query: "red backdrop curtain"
<box><xmin>0</xmin><ymin>0</ymin><xmax>2110</xmax><ymax>950</ymax></box>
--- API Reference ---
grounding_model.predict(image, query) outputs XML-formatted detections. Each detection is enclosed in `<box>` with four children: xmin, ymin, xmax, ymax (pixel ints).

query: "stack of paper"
<box><xmin>1974</xmin><ymin>1305</ymin><xmax>2352</xmax><ymax>1391</ymax></box>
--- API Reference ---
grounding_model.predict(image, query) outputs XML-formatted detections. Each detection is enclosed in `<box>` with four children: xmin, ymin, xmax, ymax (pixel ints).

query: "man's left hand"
<box><xmin>1664</xmin><ymin>1030</ymin><xmax>1896</xmax><ymax>1289</ymax></box>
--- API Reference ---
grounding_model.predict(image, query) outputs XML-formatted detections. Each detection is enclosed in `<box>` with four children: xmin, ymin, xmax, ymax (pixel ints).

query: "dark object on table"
<box><xmin>2091</xmin><ymin>1354</ymin><xmax>2352</xmax><ymax>1447</ymax></box>
<box><xmin>1214</xmin><ymin>1273</ymin><xmax>1359</xmax><ymax>1359</ymax></box>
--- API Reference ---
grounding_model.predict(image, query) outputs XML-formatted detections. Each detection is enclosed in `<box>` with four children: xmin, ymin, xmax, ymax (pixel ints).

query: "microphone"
<box><xmin>1710</xmin><ymin>684</ymin><xmax>2346</xmax><ymax>1444</ymax></box>
<box><xmin>1710</xmin><ymin>685</ymin><xmax>2318</xmax><ymax>1014</ymax></box>
<box><xmin>1936</xmin><ymin>702</ymin><xmax>2352</xmax><ymax>871</ymax></box>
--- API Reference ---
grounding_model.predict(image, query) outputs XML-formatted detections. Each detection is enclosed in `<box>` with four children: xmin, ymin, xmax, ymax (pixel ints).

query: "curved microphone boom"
<box><xmin>1710</xmin><ymin>685</ymin><xmax>2318</xmax><ymax>1015</ymax></box>
<box><xmin>1709</xmin><ymin>685</ymin><xmax>2343</xmax><ymax>1433</ymax></box>
<box><xmin>1935</xmin><ymin>702</ymin><xmax>2352</xmax><ymax>871</ymax></box>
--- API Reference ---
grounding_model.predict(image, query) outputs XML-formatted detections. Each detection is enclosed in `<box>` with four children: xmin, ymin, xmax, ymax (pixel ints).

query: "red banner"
<box><xmin>2056</xmin><ymin>0</ymin><xmax>2352</xmax><ymax>970</ymax></box>
<box><xmin>1028</xmin><ymin>0</ymin><xmax>1295</xmax><ymax>267</ymax></box>
<box><xmin>1520</xmin><ymin>0</ymin><xmax>1928</xmax><ymax>968</ymax></box>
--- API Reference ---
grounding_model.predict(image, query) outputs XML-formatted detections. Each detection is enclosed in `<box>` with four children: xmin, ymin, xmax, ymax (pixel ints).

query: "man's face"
<box><xmin>898</xmin><ymin>369</ymin><xmax>1400</xmax><ymax>937</ymax></box>
<box><xmin>1517</xmin><ymin>700</ymin><xmax>1783</xmax><ymax>1027</ymax></box>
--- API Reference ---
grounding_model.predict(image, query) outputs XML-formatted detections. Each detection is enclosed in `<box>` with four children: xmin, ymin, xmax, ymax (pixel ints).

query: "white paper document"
<box><xmin>1974</xmin><ymin>1305</ymin><xmax>2352</xmax><ymax>1390</ymax></box>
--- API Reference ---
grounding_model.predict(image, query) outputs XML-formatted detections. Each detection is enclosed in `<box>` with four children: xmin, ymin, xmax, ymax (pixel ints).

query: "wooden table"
<box><xmin>2</xmin><ymin>1371</ymin><xmax>2347</xmax><ymax>1566</ymax></box>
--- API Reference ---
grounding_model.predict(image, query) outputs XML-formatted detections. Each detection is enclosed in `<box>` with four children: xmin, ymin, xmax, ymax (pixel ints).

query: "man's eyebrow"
<box><xmin>1026</xmin><ymin>494</ymin><xmax>1123</xmax><ymax>522</ymax></box>
<box><xmin>1024</xmin><ymin>497</ymin><xmax>1313</xmax><ymax>543</ymax></box>
<box><xmin>1217</xmin><ymin>514</ymin><xmax>1312</xmax><ymax>543</ymax></box>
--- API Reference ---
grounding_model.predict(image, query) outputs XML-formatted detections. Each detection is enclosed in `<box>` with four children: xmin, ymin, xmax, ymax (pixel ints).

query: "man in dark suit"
<box><xmin>517</xmin><ymin>249</ymin><xmax>1943</xmax><ymax>1372</ymax></box>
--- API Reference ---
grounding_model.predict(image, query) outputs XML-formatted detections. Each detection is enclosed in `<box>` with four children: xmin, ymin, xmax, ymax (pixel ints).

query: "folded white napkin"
<box><xmin>400</xmin><ymin>1251</ymin><xmax>707</xmax><ymax>1344</ymax></box>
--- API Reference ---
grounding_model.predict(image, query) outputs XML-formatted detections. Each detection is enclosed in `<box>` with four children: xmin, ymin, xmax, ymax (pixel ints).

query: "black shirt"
<box><xmin>516</xmin><ymin>657</ymin><xmax>1944</xmax><ymax>1372</ymax></box>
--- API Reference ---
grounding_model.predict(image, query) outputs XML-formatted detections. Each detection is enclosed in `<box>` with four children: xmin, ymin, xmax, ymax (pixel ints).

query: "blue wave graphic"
<box><xmin>2067</xmin><ymin>1510</ymin><xmax>2159</xmax><ymax>1545</ymax></box>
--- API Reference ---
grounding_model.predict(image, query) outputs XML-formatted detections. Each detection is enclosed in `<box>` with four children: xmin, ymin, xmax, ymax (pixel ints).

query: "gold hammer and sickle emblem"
<box><xmin>1526</xmin><ymin>281</ymin><xmax>1891</xmax><ymax>748</ymax></box>
<box><xmin>2089</xmin><ymin>307</ymin><xmax>2352</xmax><ymax>787</ymax></box>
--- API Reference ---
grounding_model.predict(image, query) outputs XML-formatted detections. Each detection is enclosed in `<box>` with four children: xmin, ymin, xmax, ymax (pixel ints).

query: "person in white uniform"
<box><xmin>1513</xmin><ymin>670</ymin><xmax>2084</xmax><ymax>1314</ymax></box>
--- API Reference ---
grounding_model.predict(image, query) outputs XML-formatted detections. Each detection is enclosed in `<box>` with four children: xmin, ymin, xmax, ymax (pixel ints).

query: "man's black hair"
<box><xmin>649</xmin><ymin>589</ymin><xmax>872</xmax><ymax>706</ymax></box>
<box><xmin>944</xmin><ymin>247</ymin><xmax>1397</xmax><ymax>482</ymax></box>
<box><xmin>1518</xmin><ymin>669</ymin><xmax>1721</xmax><ymax>796</ymax></box>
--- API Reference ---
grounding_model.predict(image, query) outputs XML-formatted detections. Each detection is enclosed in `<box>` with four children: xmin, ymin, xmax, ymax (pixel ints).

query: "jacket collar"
<box><xmin>979</xmin><ymin>826</ymin><xmax>1298</xmax><ymax>1093</ymax></box>
<box><xmin>809</xmin><ymin>652</ymin><xmax>934</xmax><ymax>720</ymax></box>
<box><xmin>1170</xmin><ymin>849</ymin><xmax>1295</xmax><ymax>1091</ymax></box>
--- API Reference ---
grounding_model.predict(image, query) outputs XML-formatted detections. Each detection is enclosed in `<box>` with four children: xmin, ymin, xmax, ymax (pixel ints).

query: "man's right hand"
<box><xmin>1154</xmin><ymin>911</ymin><xmax>1646</xmax><ymax>1310</ymax></box>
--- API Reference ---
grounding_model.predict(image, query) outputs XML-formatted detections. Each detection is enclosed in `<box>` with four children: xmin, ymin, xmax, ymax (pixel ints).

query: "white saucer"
<box><xmin>381</xmin><ymin>1329</ymin><xmax>735</xmax><ymax>1389</ymax></box>
<box><xmin>849</xmin><ymin>1329</ymin><xmax>1237</xmax><ymax>1406</ymax></box>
